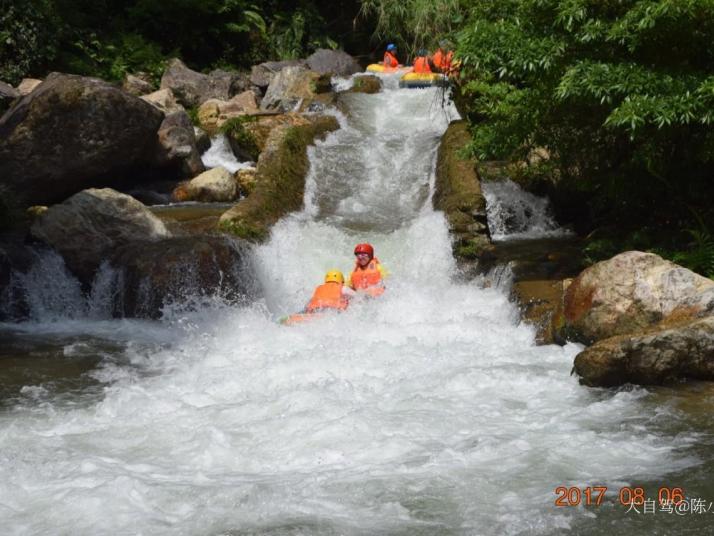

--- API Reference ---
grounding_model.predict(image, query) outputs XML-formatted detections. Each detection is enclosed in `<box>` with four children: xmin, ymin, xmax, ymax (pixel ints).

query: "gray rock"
<box><xmin>156</xmin><ymin>110</ymin><xmax>205</xmax><ymax>178</ymax></box>
<box><xmin>123</xmin><ymin>73</ymin><xmax>154</xmax><ymax>96</ymax></box>
<box><xmin>573</xmin><ymin>316</ymin><xmax>714</xmax><ymax>386</ymax></box>
<box><xmin>0</xmin><ymin>73</ymin><xmax>164</xmax><ymax>207</ymax></box>
<box><xmin>306</xmin><ymin>49</ymin><xmax>361</xmax><ymax>77</ymax></box>
<box><xmin>141</xmin><ymin>88</ymin><xmax>184</xmax><ymax>115</ymax></box>
<box><xmin>260</xmin><ymin>66</ymin><xmax>330</xmax><ymax>112</ymax></box>
<box><xmin>30</xmin><ymin>188</ymin><xmax>170</xmax><ymax>283</ymax></box>
<box><xmin>109</xmin><ymin>235</ymin><xmax>258</xmax><ymax>318</ymax></box>
<box><xmin>0</xmin><ymin>81</ymin><xmax>19</xmax><ymax>99</ymax></box>
<box><xmin>250</xmin><ymin>60</ymin><xmax>308</xmax><ymax>89</ymax></box>
<box><xmin>160</xmin><ymin>58</ymin><xmax>247</xmax><ymax>107</ymax></box>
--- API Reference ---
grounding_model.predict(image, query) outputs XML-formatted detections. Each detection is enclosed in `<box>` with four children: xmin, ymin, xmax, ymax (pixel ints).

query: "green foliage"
<box><xmin>0</xmin><ymin>0</ymin><xmax>59</xmax><ymax>84</ymax></box>
<box><xmin>220</xmin><ymin>116</ymin><xmax>259</xmax><ymax>161</ymax></box>
<box><xmin>1</xmin><ymin>1</ymin><xmax>360</xmax><ymax>83</ymax></box>
<box><xmin>359</xmin><ymin>0</ymin><xmax>464</xmax><ymax>56</ymax></box>
<box><xmin>456</xmin><ymin>0</ymin><xmax>714</xmax><ymax>236</ymax></box>
<box><xmin>664</xmin><ymin>229</ymin><xmax>714</xmax><ymax>278</ymax></box>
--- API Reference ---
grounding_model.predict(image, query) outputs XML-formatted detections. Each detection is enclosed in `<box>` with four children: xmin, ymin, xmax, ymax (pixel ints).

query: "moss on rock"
<box><xmin>218</xmin><ymin>115</ymin><xmax>339</xmax><ymax>241</ymax></box>
<box><xmin>433</xmin><ymin>120</ymin><xmax>491</xmax><ymax>261</ymax></box>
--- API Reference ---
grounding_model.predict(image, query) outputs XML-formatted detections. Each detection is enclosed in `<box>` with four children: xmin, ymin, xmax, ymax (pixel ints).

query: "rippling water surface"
<box><xmin>1</xmin><ymin>75</ymin><xmax>712</xmax><ymax>535</ymax></box>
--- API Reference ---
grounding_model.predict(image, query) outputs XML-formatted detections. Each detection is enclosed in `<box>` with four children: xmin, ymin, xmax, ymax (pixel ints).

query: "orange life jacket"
<box><xmin>413</xmin><ymin>56</ymin><xmax>432</xmax><ymax>74</ymax></box>
<box><xmin>383</xmin><ymin>51</ymin><xmax>399</xmax><ymax>68</ymax></box>
<box><xmin>350</xmin><ymin>257</ymin><xmax>385</xmax><ymax>296</ymax></box>
<box><xmin>306</xmin><ymin>282</ymin><xmax>349</xmax><ymax>313</ymax></box>
<box><xmin>433</xmin><ymin>49</ymin><xmax>453</xmax><ymax>72</ymax></box>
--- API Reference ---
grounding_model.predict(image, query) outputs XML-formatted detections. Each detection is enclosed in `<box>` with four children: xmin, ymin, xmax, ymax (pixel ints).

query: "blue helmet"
<box><xmin>386</xmin><ymin>43</ymin><xmax>397</xmax><ymax>51</ymax></box>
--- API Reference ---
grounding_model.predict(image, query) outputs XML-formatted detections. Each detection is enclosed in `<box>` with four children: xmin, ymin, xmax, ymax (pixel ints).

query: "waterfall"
<box><xmin>483</xmin><ymin>179</ymin><xmax>569</xmax><ymax>241</ymax></box>
<box><xmin>201</xmin><ymin>133</ymin><xmax>255</xmax><ymax>173</ymax></box>
<box><xmin>0</xmin><ymin>74</ymin><xmax>702</xmax><ymax>536</ymax></box>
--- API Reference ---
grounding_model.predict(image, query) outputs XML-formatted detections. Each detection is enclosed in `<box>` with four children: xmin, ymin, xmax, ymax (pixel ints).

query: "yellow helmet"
<box><xmin>324</xmin><ymin>270</ymin><xmax>344</xmax><ymax>284</ymax></box>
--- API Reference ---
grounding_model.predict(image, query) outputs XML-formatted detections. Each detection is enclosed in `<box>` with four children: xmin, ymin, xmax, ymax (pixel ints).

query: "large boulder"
<box><xmin>185</xmin><ymin>167</ymin><xmax>237</xmax><ymax>202</ymax></box>
<box><xmin>260</xmin><ymin>66</ymin><xmax>331</xmax><ymax>112</ymax></box>
<box><xmin>141</xmin><ymin>88</ymin><xmax>184</xmax><ymax>115</ymax></box>
<box><xmin>564</xmin><ymin>251</ymin><xmax>714</xmax><ymax>344</ymax></box>
<box><xmin>197</xmin><ymin>91</ymin><xmax>259</xmax><ymax>133</ymax></box>
<box><xmin>250</xmin><ymin>60</ymin><xmax>308</xmax><ymax>89</ymax></box>
<box><xmin>0</xmin><ymin>73</ymin><xmax>164</xmax><ymax>207</ymax></box>
<box><xmin>29</xmin><ymin>188</ymin><xmax>169</xmax><ymax>283</ymax></box>
<box><xmin>306</xmin><ymin>49</ymin><xmax>361</xmax><ymax>77</ymax></box>
<box><xmin>156</xmin><ymin>110</ymin><xmax>205</xmax><ymax>178</ymax></box>
<box><xmin>433</xmin><ymin>120</ymin><xmax>491</xmax><ymax>261</ymax></box>
<box><xmin>109</xmin><ymin>235</ymin><xmax>258</xmax><ymax>318</ymax></box>
<box><xmin>219</xmin><ymin>115</ymin><xmax>339</xmax><ymax>240</ymax></box>
<box><xmin>573</xmin><ymin>316</ymin><xmax>714</xmax><ymax>387</ymax></box>
<box><xmin>160</xmin><ymin>58</ymin><xmax>248</xmax><ymax>108</ymax></box>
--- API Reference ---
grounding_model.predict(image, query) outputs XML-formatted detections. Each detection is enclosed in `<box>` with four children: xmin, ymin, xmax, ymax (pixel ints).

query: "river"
<box><xmin>1</xmin><ymin>74</ymin><xmax>713</xmax><ymax>535</ymax></box>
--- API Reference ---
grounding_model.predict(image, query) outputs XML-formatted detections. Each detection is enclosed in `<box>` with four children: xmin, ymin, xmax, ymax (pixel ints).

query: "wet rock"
<box><xmin>306</xmin><ymin>49</ymin><xmax>361</xmax><ymax>77</ymax></box>
<box><xmin>350</xmin><ymin>75</ymin><xmax>382</xmax><ymax>94</ymax></box>
<box><xmin>185</xmin><ymin>167</ymin><xmax>237</xmax><ymax>202</ymax></box>
<box><xmin>197</xmin><ymin>91</ymin><xmax>259</xmax><ymax>133</ymax></box>
<box><xmin>433</xmin><ymin>120</ymin><xmax>491</xmax><ymax>261</ymax></box>
<box><xmin>160</xmin><ymin>58</ymin><xmax>247</xmax><ymax>108</ymax></box>
<box><xmin>219</xmin><ymin>115</ymin><xmax>339</xmax><ymax>240</ymax></box>
<box><xmin>194</xmin><ymin>127</ymin><xmax>211</xmax><ymax>155</ymax></box>
<box><xmin>109</xmin><ymin>235</ymin><xmax>257</xmax><ymax>318</ymax></box>
<box><xmin>260</xmin><ymin>66</ymin><xmax>331</xmax><ymax>112</ymax></box>
<box><xmin>250</xmin><ymin>60</ymin><xmax>308</xmax><ymax>89</ymax></box>
<box><xmin>0</xmin><ymin>81</ymin><xmax>19</xmax><ymax>100</ymax></box>
<box><xmin>564</xmin><ymin>251</ymin><xmax>714</xmax><ymax>344</ymax></box>
<box><xmin>511</xmin><ymin>280</ymin><xmax>567</xmax><ymax>345</ymax></box>
<box><xmin>0</xmin><ymin>235</ymin><xmax>35</xmax><ymax>321</ymax></box>
<box><xmin>243</xmin><ymin>113</ymin><xmax>312</xmax><ymax>153</ymax></box>
<box><xmin>0</xmin><ymin>73</ymin><xmax>164</xmax><ymax>207</ymax></box>
<box><xmin>122</xmin><ymin>73</ymin><xmax>153</xmax><ymax>96</ymax></box>
<box><xmin>236</xmin><ymin>168</ymin><xmax>257</xmax><ymax>196</ymax></box>
<box><xmin>29</xmin><ymin>188</ymin><xmax>169</xmax><ymax>284</ymax></box>
<box><xmin>141</xmin><ymin>88</ymin><xmax>184</xmax><ymax>115</ymax></box>
<box><xmin>573</xmin><ymin>316</ymin><xmax>714</xmax><ymax>387</ymax></box>
<box><xmin>16</xmin><ymin>78</ymin><xmax>42</xmax><ymax>96</ymax></box>
<box><xmin>156</xmin><ymin>110</ymin><xmax>205</xmax><ymax>178</ymax></box>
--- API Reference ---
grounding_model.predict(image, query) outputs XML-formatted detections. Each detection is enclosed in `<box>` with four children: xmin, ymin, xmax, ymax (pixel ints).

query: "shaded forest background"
<box><xmin>2</xmin><ymin>0</ymin><xmax>714</xmax><ymax>277</ymax></box>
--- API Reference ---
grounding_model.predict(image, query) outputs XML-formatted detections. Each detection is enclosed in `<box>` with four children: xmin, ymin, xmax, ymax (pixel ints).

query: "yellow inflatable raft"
<box><xmin>366</xmin><ymin>64</ymin><xmax>412</xmax><ymax>75</ymax></box>
<box><xmin>399</xmin><ymin>72</ymin><xmax>449</xmax><ymax>89</ymax></box>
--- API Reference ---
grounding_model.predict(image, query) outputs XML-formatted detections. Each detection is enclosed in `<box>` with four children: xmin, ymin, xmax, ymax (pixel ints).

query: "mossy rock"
<box><xmin>218</xmin><ymin>115</ymin><xmax>339</xmax><ymax>241</ymax></box>
<box><xmin>433</xmin><ymin>120</ymin><xmax>490</xmax><ymax>261</ymax></box>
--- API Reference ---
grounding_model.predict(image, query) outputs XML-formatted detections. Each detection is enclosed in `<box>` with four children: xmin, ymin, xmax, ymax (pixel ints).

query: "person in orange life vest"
<box><xmin>412</xmin><ymin>49</ymin><xmax>436</xmax><ymax>74</ymax></box>
<box><xmin>384</xmin><ymin>43</ymin><xmax>399</xmax><ymax>68</ymax></box>
<box><xmin>348</xmin><ymin>243</ymin><xmax>387</xmax><ymax>297</ymax></box>
<box><xmin>303</xmin><ymin>270</ymin><xmax>356</xmax><ymax>313</ymax></box>
<box><xmin>432</xmin><ymin>40</ymin><xmax>454</xmax><ymax>74</ymax></box>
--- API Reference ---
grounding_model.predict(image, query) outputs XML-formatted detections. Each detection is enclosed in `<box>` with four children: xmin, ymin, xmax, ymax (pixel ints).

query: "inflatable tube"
<box><xmin>366</xmin><ymin>64</ymin><xmax>412</xmax><ymax>75</ymax></box>
<box><xmin>399</xmin><ymin>72</ymin><xmax>449</xmax><ymax>89</ymax></box>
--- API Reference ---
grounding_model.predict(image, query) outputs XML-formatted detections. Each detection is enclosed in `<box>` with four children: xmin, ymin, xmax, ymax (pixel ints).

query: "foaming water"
<box><xmin>201</xmin><ymin>134</ymin><xmax>255</xmax><ymax>173</ymax></box>
<box><xmin>483</xmin><ymin>179</ymin><xmax>570</xmax><ymax>241</ymax></box>
<box><xmin>0</xmin><ymin>77</ymin><xmax>705</xmax><ymax>535</ymax></box>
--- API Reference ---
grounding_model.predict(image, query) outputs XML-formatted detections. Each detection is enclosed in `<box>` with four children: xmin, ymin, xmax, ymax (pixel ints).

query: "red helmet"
<box><xmin>354</xmin><ymin>243</ymin><xmax>374</xmax><ymax>258</ymax></box>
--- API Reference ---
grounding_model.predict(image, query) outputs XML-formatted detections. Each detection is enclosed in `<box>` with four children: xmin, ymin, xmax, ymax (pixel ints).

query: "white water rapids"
<box><xmin>0</xmin><ymin>76</ymin><xmax>705</xmax><ymax>535</ymax></box>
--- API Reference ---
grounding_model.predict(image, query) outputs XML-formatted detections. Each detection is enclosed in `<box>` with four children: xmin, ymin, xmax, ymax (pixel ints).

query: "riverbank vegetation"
<box><xmin>3</xmin><ymin>0</ymin><xmax>713</xmax><ymax>277</ymax></box>
<box><xmin>360</xmin><ymin>0</ymin><xmax>714</xmax><ymax>278</ymax></box>
<box><xmin>0</xmin><ymin>0</ymin><xmax>367</xmax><ymax>85</ymax></box>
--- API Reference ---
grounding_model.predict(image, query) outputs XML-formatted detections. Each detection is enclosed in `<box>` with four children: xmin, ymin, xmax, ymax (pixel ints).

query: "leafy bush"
<box><xmin>456</xmin><ymin>0</ymin><xmax>714</xmax><ymax>234</ymax></box>
<box><xmin>0</xmin><ymin>0</ymin><xmax>60</xmax><ymax>84</ymax></box>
